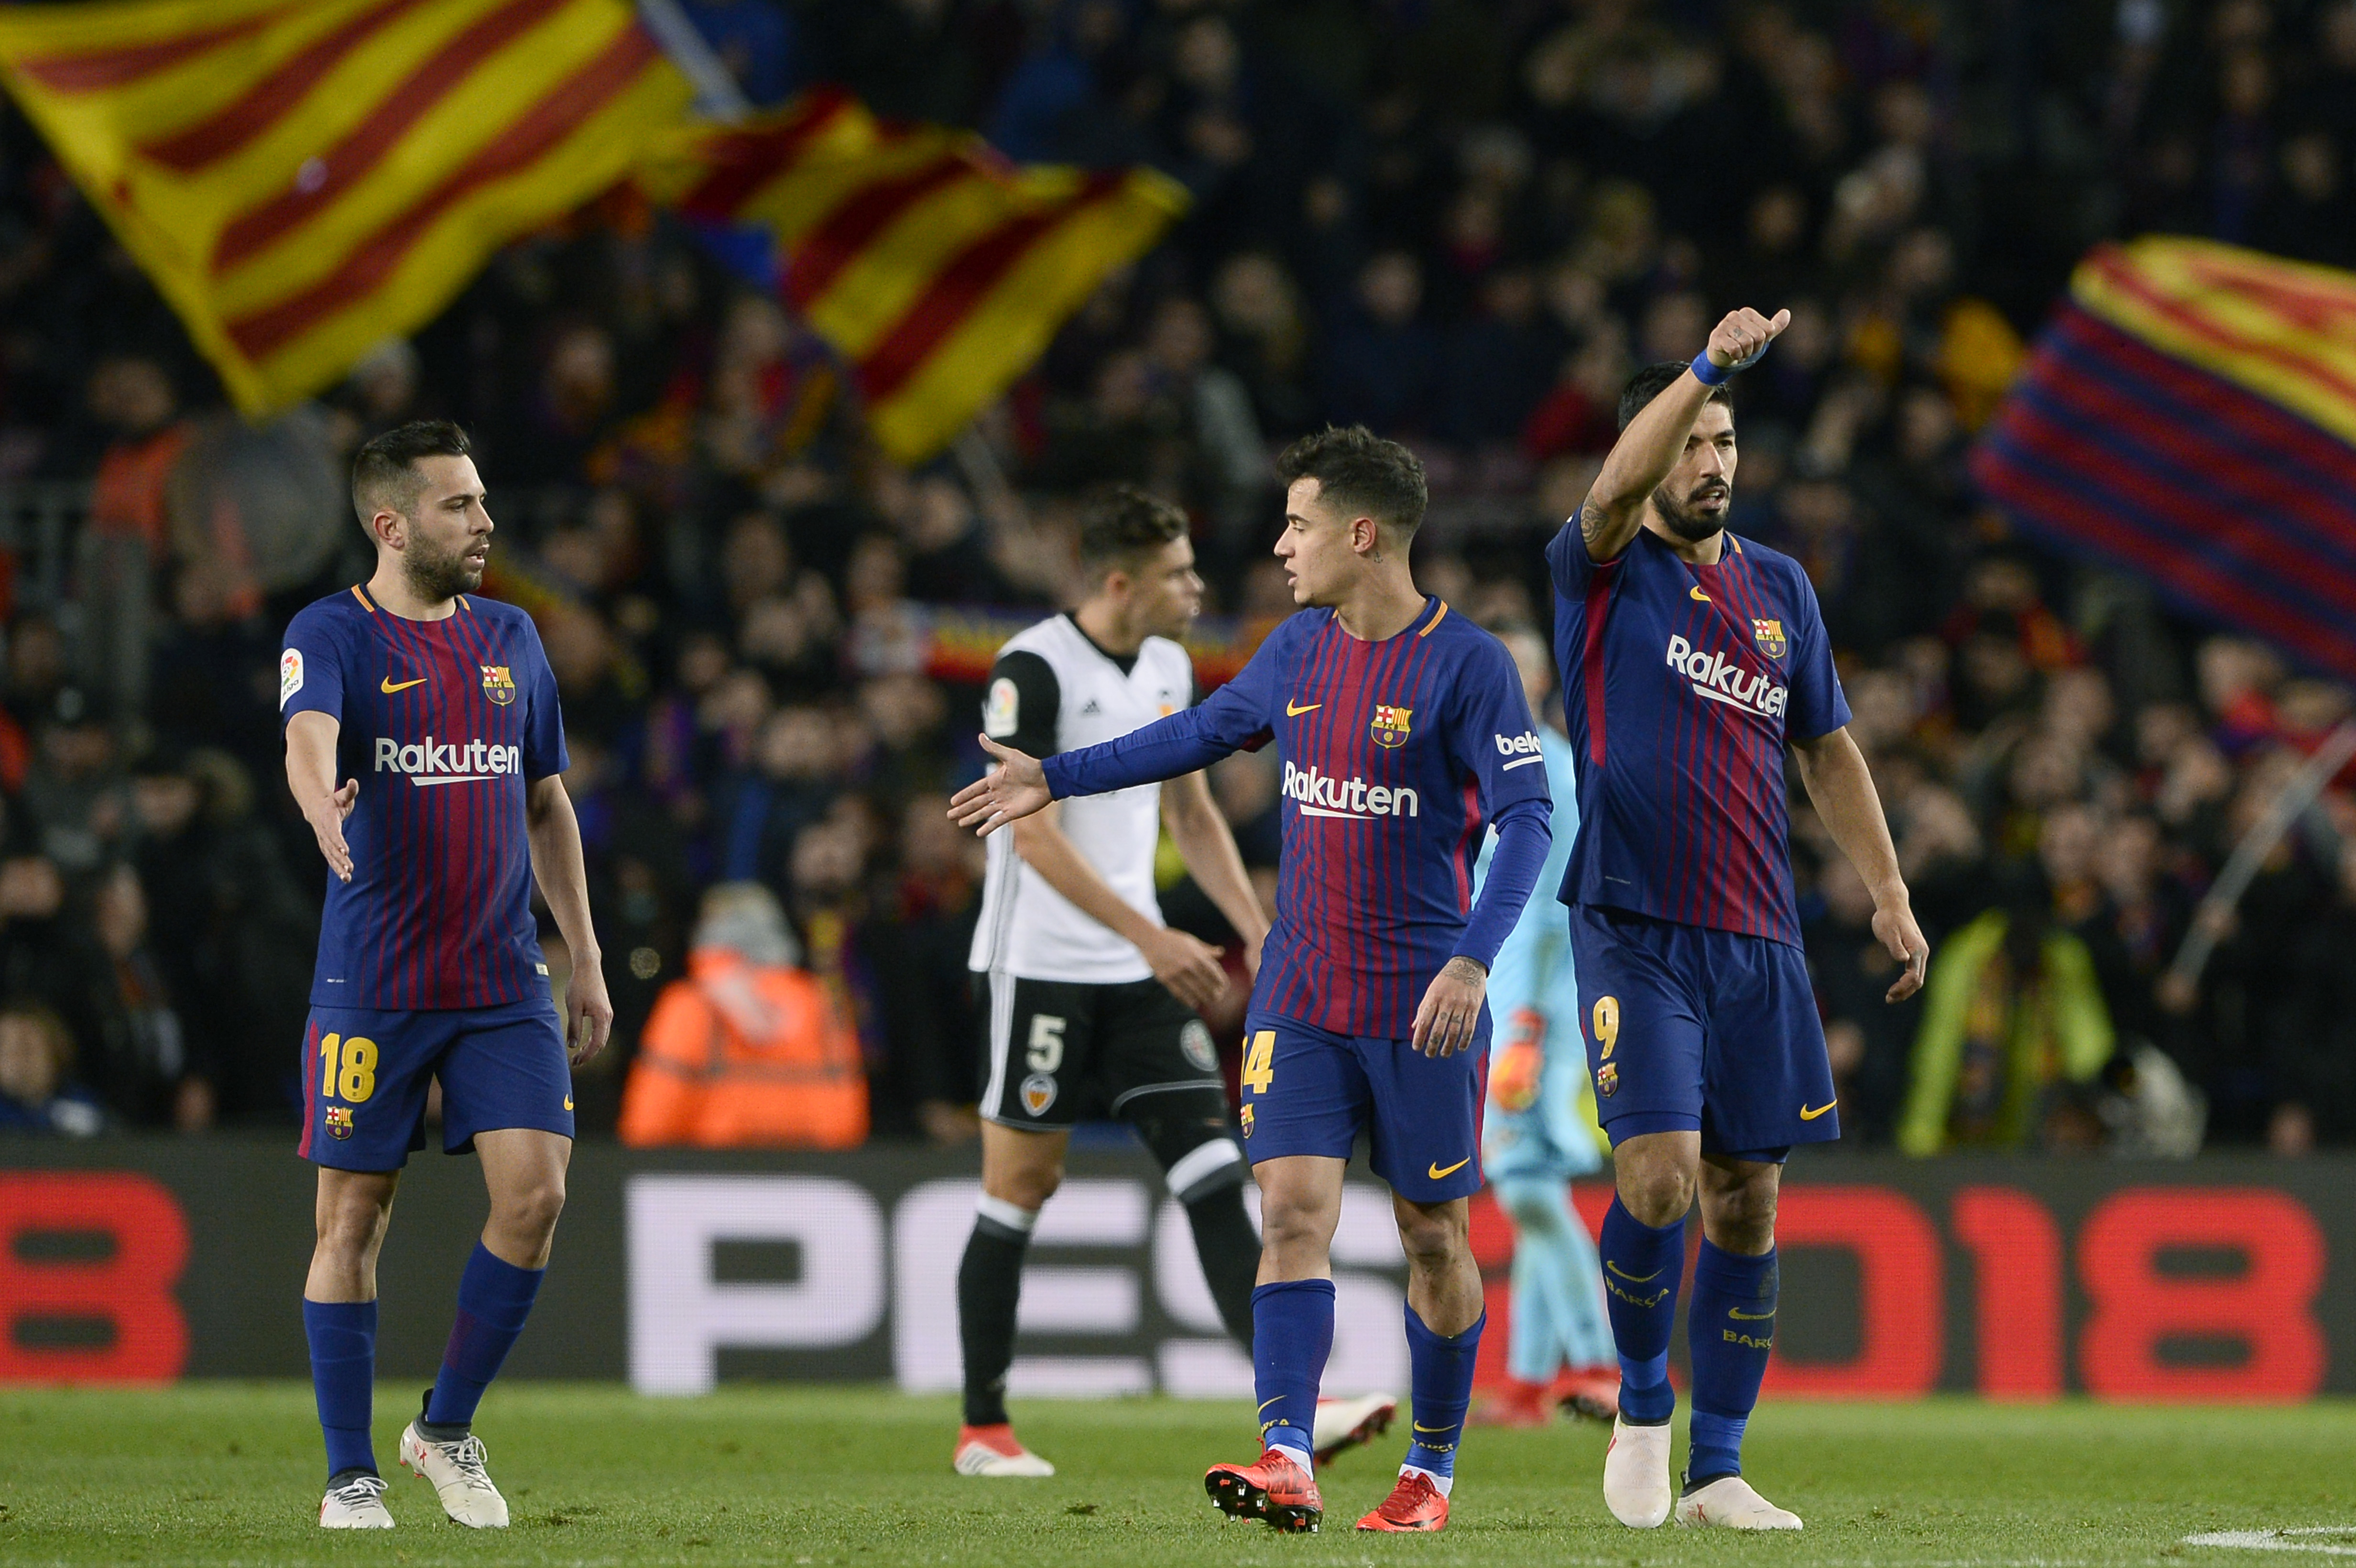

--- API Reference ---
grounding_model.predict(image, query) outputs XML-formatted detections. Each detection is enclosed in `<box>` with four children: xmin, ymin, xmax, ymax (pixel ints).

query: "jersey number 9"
<box><xmin>1592</xmin><ymin>997</ymin><xmax>1620</xmax><ymax>1062</ymax></box>
<box><xmin>319</xmin><ymin>1033</ymin><xmax>379</xmax><ymax>1103</ymax></box>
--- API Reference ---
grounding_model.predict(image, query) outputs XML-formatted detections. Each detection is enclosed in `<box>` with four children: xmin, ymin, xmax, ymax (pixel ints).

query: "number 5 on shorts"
<box><xmin>1241</xmin><ymin>1029</ymin><xmax>1276</xmax><ymax>1095</ymax></box>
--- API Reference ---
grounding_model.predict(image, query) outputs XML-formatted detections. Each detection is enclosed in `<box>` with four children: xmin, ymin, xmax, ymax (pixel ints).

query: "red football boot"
<box><xmin>1555</xmin><ymin>1366</ymin><xmax>1622</xmax><ymax>1422</ymax></box>
<box><xmin>1205</xmin><ymin>1447</ymin><xmax>1323</xmax><ymax>1533</ymax></box>
<box><xmin>1356</xmin><ymin>1470</ymin><xmax>1450</xmax><ymax>1532</ymax></box>
<box><xmin>1470</xmin><ymin>1377</ymin><xmax>1550</xmax><ymax>1428</ymax></box>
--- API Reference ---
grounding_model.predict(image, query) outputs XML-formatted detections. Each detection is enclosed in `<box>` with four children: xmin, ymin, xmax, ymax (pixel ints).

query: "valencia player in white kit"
<box><xmin>953</xmin><ymin>487</ymin><xmax>1392</xmax><ymax>1477</ymax></box>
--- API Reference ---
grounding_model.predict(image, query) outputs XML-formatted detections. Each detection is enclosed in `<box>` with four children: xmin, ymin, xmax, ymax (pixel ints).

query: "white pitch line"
<box><xmin>2185</xmin><ymin>1526</ymin><xmax>2356</xmax><ymax>1555</ymax></box>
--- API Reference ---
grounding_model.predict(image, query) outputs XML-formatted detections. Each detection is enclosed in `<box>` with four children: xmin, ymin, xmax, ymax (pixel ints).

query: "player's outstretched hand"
<box><xmin>948</xmin><ymin>736</ymin><xmax>1053</xmax><ymax>835</ymax></box>
<box><xmin>1412</xmin><ymin>956</ymin><xmax>1489</xmax><ymax>1058</ymax></box>
<box><xmin>565</xmin><ymin>947</ymin><xmax>616</xmax><ymax>1067</ymax></box>
<box><xmin>1875</xmin><ymin>902</ymin><xmax>1930</xmax><ymax>1002</ymax></box>
<box><xmin>1139</xmin><ymin>925</ymin><xmax>1229</xmax><ymax>1014</ymax></box>
<box><xmin>1704</xmin><ymin>306</ymin><xmax>1791</xmax><ymax>373</ymax></box>
<box><xmin>305</xmin><ymin>779</ymin><xmax>360</xmax><ymax>882</ymax></box>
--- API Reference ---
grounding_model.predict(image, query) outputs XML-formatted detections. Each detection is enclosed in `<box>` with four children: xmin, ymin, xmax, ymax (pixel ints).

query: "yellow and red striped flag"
<box><xmin>0</xmin><ymin>0</ymin><xmax>693</xmax><ymax>417</ymax></box>
<box><xmin>641</xmin><ymin>89</ymin><xmax>1189</xmax><ymax>463</ymax></box>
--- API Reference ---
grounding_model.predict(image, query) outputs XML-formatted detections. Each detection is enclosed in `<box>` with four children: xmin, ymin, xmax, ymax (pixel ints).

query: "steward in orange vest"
<box><xmin>619</xmin><ymin>883</ymin><xmax>868</xmax><ymax>1148</ymax></box>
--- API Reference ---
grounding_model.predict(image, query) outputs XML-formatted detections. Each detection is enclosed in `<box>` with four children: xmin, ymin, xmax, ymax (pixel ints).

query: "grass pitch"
<box><xmin>0</xmin><ymin>1385</ymin><xmax>2351</xmax><ymax>1567</ymax></box>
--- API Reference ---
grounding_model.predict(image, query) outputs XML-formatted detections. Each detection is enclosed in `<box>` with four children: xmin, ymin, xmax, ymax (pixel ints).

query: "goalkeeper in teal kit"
<box><xmin>1471</xmin><ymin>625</ymin><xmax>1617</xmax><ymax>1428</ymax></box>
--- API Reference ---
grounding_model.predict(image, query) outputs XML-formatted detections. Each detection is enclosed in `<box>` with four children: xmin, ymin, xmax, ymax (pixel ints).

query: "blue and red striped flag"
<box><xmin>1973</xmin><ymin>239</ymin><xmax>2356</xmax><ymax>678</ymax></box>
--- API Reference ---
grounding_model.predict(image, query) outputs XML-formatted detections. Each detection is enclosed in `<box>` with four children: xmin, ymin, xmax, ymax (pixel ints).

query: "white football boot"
<box><xmin>1676</xmin><ymin>1474</ymin><xmax>1803</xmax><ymax>1530</ymax></box>
<box><xmin>1311</xmin><ymin>1392</ymin><xmax>1399</xmax><ymax>1466</ymax></box>
<box><xmin>1602</xmin><ymin>1416</ymin><xmax>1674</xmax><ymax>1527</ymax></box>
<box><xmin>318</xmin><ymin>1471</ymin><xmax>394</xmax><ymax>1529</ymax></box>
<box><xmin>399</xmin><ymin>1420</ymin><xmax>510</xmax><ymax>1527</ymax></box>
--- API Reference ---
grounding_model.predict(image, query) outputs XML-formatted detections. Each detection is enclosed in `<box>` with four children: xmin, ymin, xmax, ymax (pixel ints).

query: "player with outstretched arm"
<box><xmin>952</xmin><ymin>426</ymin><xmax>1553</xmax><ymax>1534</ymax></box>
<box><xmin>282</xmin><ymin>421</ymin><xmax>611</xmax><ymax>1530</ymax></box>
<box><xmin>1551</xmin><ymin>311</ymin><xmax>1928</xmax><ymax>1530</ymax></box>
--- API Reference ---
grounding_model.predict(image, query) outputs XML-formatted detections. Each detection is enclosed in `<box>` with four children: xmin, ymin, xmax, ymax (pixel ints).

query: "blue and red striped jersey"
<box><xmin>1044</xmin><ymin>597</ymin><xmax>1551</xmax><ymax>1039</ymax></box>
<box><xmin>280</xmin><ymin>586</ymin><xmax>568</xmax><ymax>1009</ymax></box>
<box><xmin>1547</xmin><ymin>519</ymin><xmax>1848</xmax><ymax>948</ymax></box>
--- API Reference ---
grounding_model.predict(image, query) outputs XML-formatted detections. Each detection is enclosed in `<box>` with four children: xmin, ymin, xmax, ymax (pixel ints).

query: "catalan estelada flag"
<box><xmin>1973</xmin><ymin>239</ymin><xmax>2356</xmax><ymax>678</ymax></box>
<box><xmin>0</xmin><ymin>0</ymin><xmax>692</xmax><ymax>417</ymax></box>
<box><xmin>641</xmin><ymin>89</ymin><xmax>1189</xmax><ymax>463</ymax></box>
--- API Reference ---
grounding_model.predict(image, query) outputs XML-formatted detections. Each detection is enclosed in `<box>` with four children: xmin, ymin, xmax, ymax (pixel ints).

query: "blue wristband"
<box><xmin>1690</xmin><ymin>350</ymin><xmax>1731</xmax><ymax>386</ymax></box>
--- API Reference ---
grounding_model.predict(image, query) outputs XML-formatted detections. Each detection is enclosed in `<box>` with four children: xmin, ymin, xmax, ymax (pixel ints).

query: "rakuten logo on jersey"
<box><xmin>374</xmin><ymin>735</ymin><xmax>521</xmax><ymax>786</ymax></box>
<box><xmin>1281</xmin><ymin>762</ymin><xmax>1420</xmax><ymax>820</ymax></box>
<box><xmin>1665</xmin><ymin>636</ymin><xmax>1789</xmax><ymax>719</ymax></box>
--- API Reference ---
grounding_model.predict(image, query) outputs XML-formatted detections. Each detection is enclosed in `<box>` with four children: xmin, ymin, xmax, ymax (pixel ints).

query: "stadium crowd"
<box><xmin>1</xmin><ymin>0</ymin><xmax>2355</xmax><ymax>1153</ymax></box>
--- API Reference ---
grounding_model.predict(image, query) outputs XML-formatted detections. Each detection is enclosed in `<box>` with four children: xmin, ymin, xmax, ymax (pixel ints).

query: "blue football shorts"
<box><xmin>1236</xmin><ymin>1007</ymin><xmax>1488</xmax><ymax>1203</ymax></box>
<box><xmin>298</xmin><ymin>999</ymin><xmax>574</xmax><ymax>1172</ymax></box>
<box><xmin>1567</xmin><ymin>904</ymin><xmax>1835</xmax><ymax>1159</ymax></box>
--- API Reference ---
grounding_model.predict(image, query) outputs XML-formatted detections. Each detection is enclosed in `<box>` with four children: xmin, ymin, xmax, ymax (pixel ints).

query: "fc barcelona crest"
<box><xmin>481</xmin><ymin>664</ymin><xmax>517</xmax><ymax>706</ymax></box>
<box><xmin>1751</xmin><ymin>619</ymin><xmax>1788</xmax><ymax>661</ymax></box>
<box><xmin>1240</xmin><ymin>1103</ymin><xmax>1255</xmax><ymax>1139</ymax></box>
<box><xmin>1370</xmin><ymin>704</ymin><xmax>1413</xmax><ymax>748</ymax></box>
<box><xmin>1596</xmin><ymin>1062</ymin><xmax>1619</xmax><ymax>1099</ymax></box>
<box><xmin>324</xmin><ymin>1105</ymin><xmax>355</xmax><ymax>1140</ymax></box>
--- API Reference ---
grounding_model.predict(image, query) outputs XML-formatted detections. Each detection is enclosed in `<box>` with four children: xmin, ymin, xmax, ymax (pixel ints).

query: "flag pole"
<box><xmin>2164</xmin><ymin>718</ymin><xmax>2356</xmax><ymax>992</ymax></box>
<box><xmin>634</xmin><ymin>0</ymin><xmax>750</xmax><ymax>122</ymax></box>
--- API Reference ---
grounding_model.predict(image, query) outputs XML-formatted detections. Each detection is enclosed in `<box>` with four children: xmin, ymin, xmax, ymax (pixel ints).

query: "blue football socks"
<box><xmin>1685</xmin><ymin>1240</ymin><xmax>1777</xmax><ymax>1484</ymax></box>
<box><xmin>1251</xmin><ymin>1279</ymin><xmax>1334</xmax><ymax>1467</ymax></box>
<box><xmin>303</xmin><ymin>1297</ymin><xmax>378</xmax><ymax>1481</ymax></box>
<box><xmin>1599</xmin><ymin>1196</ymin><xmax>1685</xmax><ymax>1425</ymax></box>
<box><xmin>421</xmin><ymin>1242</ymin><xmax>544</xmax><ymax>1436</ymax></box>
<box><xmin>1401</xmin><ymin>1304</ymin><xmax>1482</xmax><ymax>1492</ymax></box>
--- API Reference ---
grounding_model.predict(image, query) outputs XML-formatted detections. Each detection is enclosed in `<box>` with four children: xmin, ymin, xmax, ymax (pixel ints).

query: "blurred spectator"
<box><xmin>864</xmin><ymin>794</ymin><xmax>983</xmax><ymax>1143</ymax></box>
<box><xmin>64</xmin><ymin>861</ymin><xmax>205</xmax><ymax>1131</ymax></box>
<box><xmin>619</xmin><ymin>882</ymin><xmax>865</xmax><ymax>1147</ymax></box>
<box><xmin>1898</xmin><ymin>868</ymin><xmax>2116</xmax><ymax>1155</ymax></box>
<box><xmin>0</xmin><ymin>1000</ymin><xmax>100</xmax><ymax>1136</ymax></box>
<box><xmin>1805</xmin><ymin>858</ymin><xmax>1919</xmax><ymax>1145</ymax></box>
<box><xmin>1320</xmin><ymin>252</ymin><xmax>1441</xmax><ymax>435</ymax></box>
<box><xmin>79</xmin><ymin>358</ymin><xmax>186</xmax><ymax>719</ymax></box>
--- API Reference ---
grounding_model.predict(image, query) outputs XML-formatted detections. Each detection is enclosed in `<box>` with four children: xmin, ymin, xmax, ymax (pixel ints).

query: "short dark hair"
<box><xmin>1617</xmin><ymin>361</ymin><xmax>1733</xmax><ymax>430</ymax></box>
<box><xmin>1076</xmin><ymin>484</ymin><xmax>1189</xmax><ymax>584</ymax></box>
<box><xmin>1276</xmin><ymin>425</ymin><xmax>1427</xmax><ymax>537</ymax></box>
<box><xmin>351</xmin><ymin>420</ymin><xmax>470</xmax><ymax>527</ymax></box>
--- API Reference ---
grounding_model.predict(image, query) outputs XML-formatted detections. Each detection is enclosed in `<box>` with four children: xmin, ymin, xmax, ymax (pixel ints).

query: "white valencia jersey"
<box><xmin>968</xmin><ymin>614</ymin><xmax>1194</xmax><ymax>983</ymax></box>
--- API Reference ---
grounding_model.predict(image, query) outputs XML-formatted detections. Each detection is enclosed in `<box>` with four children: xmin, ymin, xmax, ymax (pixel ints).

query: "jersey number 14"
<box><xmin>1241</xmin><ymin>1029</ymin><xmax>1276</xmax><ymax>1095</ymax></box>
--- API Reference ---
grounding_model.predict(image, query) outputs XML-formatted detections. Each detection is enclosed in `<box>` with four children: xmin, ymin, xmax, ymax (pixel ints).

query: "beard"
<box><xmin>403</xmin><ymin>531</ymin><xmax>483</xmax><ymax>603</ymax></box>
<box><xmin>1651</xmin><ymin>479</ymin><xmax>1730</xmax><ymax>543</ymax></box>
